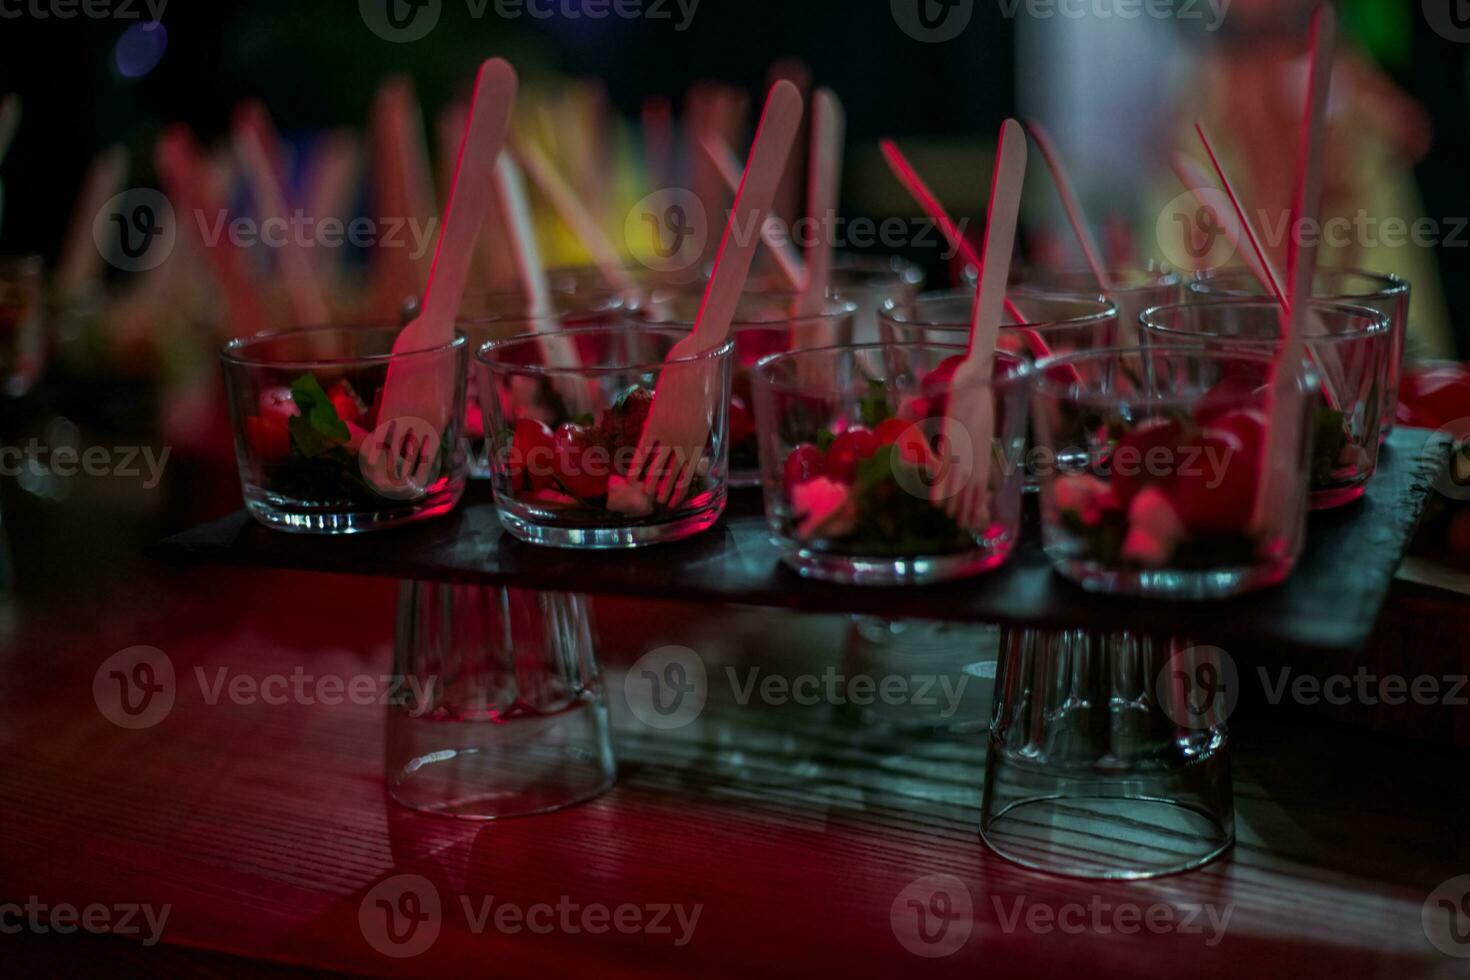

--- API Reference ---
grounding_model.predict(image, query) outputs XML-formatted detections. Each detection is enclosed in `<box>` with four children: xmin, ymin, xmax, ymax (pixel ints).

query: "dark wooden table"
<box><xmin>4</xmin><ymin>556</ymin><xmax>1470</xmax><ymax>978</ymax></box>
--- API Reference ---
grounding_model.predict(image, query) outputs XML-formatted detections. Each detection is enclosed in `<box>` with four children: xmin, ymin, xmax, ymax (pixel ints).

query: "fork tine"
<box><xmin>666</xmin><ymin>457</ymin><xmax>697</xmax><ymax>509</ymax></box>
<box><xmin>640</xmin><ymin>444</ymin><xmax>672</xmax><ymax>493</ymax></box>
<box><xmin>654</xmin><ymin>450</ymin><xmax>684</xmax><ymax>504</ymax></box>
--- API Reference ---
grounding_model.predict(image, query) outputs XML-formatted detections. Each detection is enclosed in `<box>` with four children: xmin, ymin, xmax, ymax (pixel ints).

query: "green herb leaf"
<box><xmin>288</xmin><ymin>373</ymin><xmax>350</xmax><ymax>457</ymax></box>
<box><xmin>859</xmin><ymin>379</ymin><xmax>894</xmax><ymax>428</ymax></box>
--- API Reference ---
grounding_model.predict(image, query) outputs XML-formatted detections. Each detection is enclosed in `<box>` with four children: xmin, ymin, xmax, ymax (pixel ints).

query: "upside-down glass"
<box><xmin>221</xmin><ymin>325</ymin><xmax>468</xmax><ymax>533</ymax></box>
<box><xmin>1031</xmin><ymin>345</ymin><xmax>1318</xmax><ymax>598</ymax></box>
<box><xmin>879</xmin><ymin>291</ymin><xmax>1118</xmax><ymax>489</ymax></box>
<box><xmin>1189</xmin><ymin>268</ymin><xmax>1409</xmax><ymax>441</ymax></box>
<box><xmin>387</xmin><ymin>582</ymin><xmax>616</xmax><ymax>818</ymax></box>
<box><xmin>828</xmin><ymin>254</ymin><xmax>925</xmax><ymax>342</ymax></box>
<box><xmin>0</xmin><ymin>255</ymin><xmax>44</xmax><ymax>398</ymax></box>
<box><xmin>751</xmin><ymin>344</ymin><xmax>1030</xmax><ymax>585</ymax></box>
<box><xmin>477</xmin><ymin>325</ymin><xmax>733</xmax><ymax>548</ymax></box>
<box><xmin>981</xmin><ymin>628</ymin><xmax>1233</xmax><ymax>878</ymax></box>
<box><xmin>627</xmin><ymin>289</ymin><xmax>857</xmax><ymax>486</ymax></box>
<box><xmin>1141</xmin><ymin>299</ymin><xmax>1391</xmax><ymax>508</ymax></box>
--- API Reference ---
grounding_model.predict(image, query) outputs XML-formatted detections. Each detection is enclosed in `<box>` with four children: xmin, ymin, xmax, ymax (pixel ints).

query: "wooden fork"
<box><xmin>932</xmin><ymin>119</ymin><xmax>1027</xmax><ymax>531</ymax></box>
<box><xmin>627</xmin><ymin>80</ymin><xmax>804</xmax><ymax>509</ymax></box>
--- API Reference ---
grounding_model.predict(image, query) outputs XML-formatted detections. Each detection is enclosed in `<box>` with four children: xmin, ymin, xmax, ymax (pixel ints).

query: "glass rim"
<box><xmin>220</xmin><ymin>324</ymin><xmax>467</xmax><ymax>369</ymax></box>
<box><xmin>1013</xmin><ymin>265</ymin><xmax>1183</xmax><ymax>292</ymax></box>
<box><xmin>1188</xmin><ymin>266</ymin><xmax>1409</xmax><ymax>301</ymax></box>
<box><xmin>1032</xmin><ymin>343</ymin><xmax>1317</xmax><ymax>406</ymax></box>
<box><xmin>628</xmin><ymin>292</ymin><xmax>860</xmax><ymax>327</ymax></box>
<box><xmin>1140</xmin><ymin>298</ymin><xmax>1391</xmax><ymax>346</ymax></box>
<box><xmin>829</xmin><ymin>252</ymin><xmax>925</xmax><ymax>284</ymax></box>
<box><xmin>880</xmin><ymin>289</ymin><xmax>1119</xmax><ymax>333</ymax></box>
<box><xmin>751</xmin><ymin>342</ymin><xmax>1031</xmax><ymax>398</ymax></box>
<box><xmin>476</xmin><ymin>323</ymin><xmax>734</xmax><ymax>377</ymax></box>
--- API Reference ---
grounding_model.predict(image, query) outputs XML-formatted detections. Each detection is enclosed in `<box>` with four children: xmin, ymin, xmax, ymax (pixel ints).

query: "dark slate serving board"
<box><xmin>154</xmin><ymin>427</ymin><xmax>1447</xmax><ymax>655</ymax></box>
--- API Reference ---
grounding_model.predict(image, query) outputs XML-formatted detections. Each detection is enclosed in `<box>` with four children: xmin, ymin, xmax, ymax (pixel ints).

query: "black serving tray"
<box><xmin>154</xmin><ymin>427</ymin><xmax>1447</xmax><ymax>656</ymax></box>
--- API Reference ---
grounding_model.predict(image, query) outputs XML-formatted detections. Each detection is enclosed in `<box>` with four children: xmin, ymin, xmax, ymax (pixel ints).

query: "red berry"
<box><xmin>327</xmin><ymin>380</ymin><xmax>366</xmax><ymax>425</ymax></box>
<box><xmin>244</xmin><ymin>413</ymin><xmax>291</xmax><ymax>462</ymax></box>
<box><xmin>1110</xmin><ymin>417</ymin><xmax>1185</xmax><ymax>506</ymax></box>
<box><xmin>874</xmin><ymin>417</ymin><xmax>930</xmax><ymax>467</ymax></box>
<box><xmin>1399</xmin><ymin>363</ymin><xmax>1470</xmax><ymax>429</ymax></box>
<box><xmin>553</xmin><ymin>423</ymin><xmax>611</xmax><ymax>500</ymax></box>
<box><xmin>1195</xmin><ymin>374</ymin><xmax>1267</xmax><ymax>426</ymax></box>
<box><xmin>258</xmin><ymin>386</ymin><xmax>299</xmax><ymax>421</ymax></box>
<box><xmin>1170</xmin><ymin>428</ymin><xmax>1255</xmax><ymax>533</ymax></box>
<box><xmin>782</xmin><ymin>444</ymin><xmax>825</xmax><ymax>494</ymax></box>
<box><xmin>825</xmin><ymin>427</ymin><xmax>880</xmax><ymax>483</ymax></box>
<box><xmin>729</xmin><ymin>394</ymin><xmax>756</xmax><ymax>446</ymax></box>
<box><xmin>508</xmin><ymin>419</ymin><xmax>556</xmax><ymax>490</ymax></box>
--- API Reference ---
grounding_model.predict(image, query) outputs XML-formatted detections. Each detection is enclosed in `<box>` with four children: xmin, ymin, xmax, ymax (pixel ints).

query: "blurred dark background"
<box><xmin>0</xmin><ymin>1</ymin><xmax>1462</xmax><ymax>350</ymax></box>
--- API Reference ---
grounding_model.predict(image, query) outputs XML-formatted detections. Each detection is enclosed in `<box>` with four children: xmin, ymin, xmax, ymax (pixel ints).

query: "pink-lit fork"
<box><xmin>627</xmin><ymin>80</ymin><xmax>804</xmax><ymax>508</ymax></box>
<box><xmin>932</xmin><ymin>119</ymin><xmax>1027</xmax><ymax>531</ymax></box>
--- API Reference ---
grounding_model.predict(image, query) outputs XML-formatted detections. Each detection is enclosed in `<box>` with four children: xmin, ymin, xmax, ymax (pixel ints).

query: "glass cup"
<box><xmin>221</xmin><ymin>325</ymin><xmax>468</xmax><ymax>533</ymax></box>
<box><xmin>627</xmin><ymin>289</ymin><xmax>857</xmax><ymax>486</ymax></box>
<box><xmin>1031</xmin><ymin>345</ymin><xmax>1319</xmax><ymax>598</ymax></box>
<box><xmin>455</xmin><ymin>265</ymin><xmax>638</xmax><ymax>326</ymax></box>
<box><xmin>387</xmin><ymin>582</ymin><xmax>616</xmax><ymax>818</ymax></box>
<box><xmin>750</xmin><ymin>343</ymin><xmax>1030</xmax><ymax>585</ymax></box>
<box><xmin>1189</xmin><ymin>267</ymin><xmax>1410</xmax><ymax>441</ymax></box>
<box><xmin>981</xmin><ymin>628</ymin><xmax>1233</xmax><ymax>878</ymax></box>
<box><xmin>879</xmin><ymin>291</ymin><xmax>1117</xmax><ymax>490</ymax></box>
<box><xmin>828</xmin><ymin>254</ymin><xmax>925</xmax><ymax>343</ymax></box>
<box><xmin>458</xmin><ymin>310</ymin><xmax>617</xmax><ymax>478</ymax></box>
<box><xmin>476</xmin><ymin>325</ymin><xmax>733</xmax><ymax>548</ymax></box>
<box><xmin>1141</xmin><ymin>299</ymin><xmax>1391</xmax><ymax>508</ymax></box>
<box><xmin>0</xmin><ymin>255</ymin><xmax>45</xmax><ymax>398</ymax></box>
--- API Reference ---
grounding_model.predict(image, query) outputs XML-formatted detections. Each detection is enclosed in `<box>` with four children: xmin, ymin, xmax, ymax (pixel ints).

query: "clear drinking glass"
<box><xmin>476</xmin><ymin>325</ymin><xmax>733</xmax><ymax>548</ymax></box>
<box><xmin>387</xmin><ymin>582</ymin><xmax>616</xmax><ymax>819</ymax></box>
<box><xmin>879</xmin><ymin>291</ymin><xmax>1117</xmax><ymax>490</ymax></box>
<box><xmin>0</xmin><ymin>255</ymin><xmax>45</xmax><ymax>398</ymax></box>
<box><xmin>750</xmin><ymin>343</ymin><xmax>1030</xmax><ymax>585</ymax></box>
<box><xmin>1032</xmin><ymin>345</ymin><xmax>1318</xmax><ymax>598</ymax></box>
<box><xmin>828</xmin><ymin>254</ymin><xmax>925</xmax><ymax>342</ymax></box>
<box><xmin>1189</xmin><ymin>267</ymin><xmax>1410</xmax><ymax>441</ymax></box>
<box><xmin>627</xmin><ymin>289</ymin><xmax>857</xmax><ymax>486</ymax></box>
<box><xmin>1011</xmin><ymin>266</ymin><xmax>1183</xmax><ymax>347</ymax></box>
<box><xmin>981</xmin><ymin>628</ymin><xmax>1233</xmax><ymax>878</ymax></box>
<box><xmin>1141</xmin><ymin>299</ymin><xmax>1391</xmax><ymax>508</ymax></box>
<box><xmin>221</xmin><ymin>325</ymin><xmax>469</xmax><ymax>533</ymax></box>
<box><xmin>458</xmin><ymin>310</ymin><xmax>597</xmax><ymax>478</ymax></box>
<box><xmin>456</xmin><ymin>265</ymin><xmax>639</xmax><ymax>325</ymax></box>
